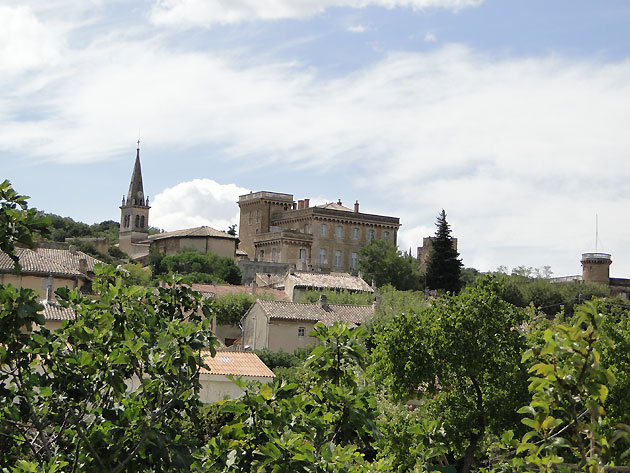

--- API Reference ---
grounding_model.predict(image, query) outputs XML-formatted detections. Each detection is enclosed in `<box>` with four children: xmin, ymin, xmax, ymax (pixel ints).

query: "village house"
<box><xmin>147</xmin><ymin>226</ymin><xmax>238</xmax><ymax>259</ymax></box>
<box><xmin>237</xmin><ymin>192</ymin><xmax>400</xmax><ymax>274</ymax></box>
<box><xmin>241</xmin><ymin>296</ymin><xmax>375</xmax><ymax>352</ymax></box>
<box><xmin>197</xmin><ymin>350</ymin><xmax>275</xmax><ymax>403</ymax></box>
<box><xmin>189</xmin><ymin>282</ymin><xmax>289</xmax><ymax>347</ymax></box>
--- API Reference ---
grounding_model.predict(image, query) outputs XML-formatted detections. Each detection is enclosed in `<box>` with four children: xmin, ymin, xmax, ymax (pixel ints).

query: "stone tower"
<box><xmin>581</xmin><ymin>252</ymin><xmax>611</xmax><ymax>285</ymax></box>
<box><xmin>119</xmin><ymin>146</ymin><xmax>150</xmax><ymax>256</ymax></box>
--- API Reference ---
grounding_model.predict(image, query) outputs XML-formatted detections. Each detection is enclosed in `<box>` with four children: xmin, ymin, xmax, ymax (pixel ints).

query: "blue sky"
<box><xmin>2</xmin><ymin>0</ymin><xmax>630</xmax><ymax>276</ymax></box>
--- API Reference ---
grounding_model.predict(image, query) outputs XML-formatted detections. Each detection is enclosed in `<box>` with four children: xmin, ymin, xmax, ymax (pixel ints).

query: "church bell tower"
<box><xmin>119</xmin><ymin>144</ymin><xmax>150</xmax><ymax>256</ymax></box>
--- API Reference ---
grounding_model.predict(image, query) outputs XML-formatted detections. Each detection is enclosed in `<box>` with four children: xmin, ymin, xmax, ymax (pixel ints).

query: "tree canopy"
<box><xmin>151</xmin><ymin>249</ymin><xmax>242</xmax><ymax>285</ymax></box>
<box><xmin>372</xmin><ymin>276</ymin><xmax>531</xmax><ymax>473</ymax></box>
<box><xmin>426</xmin><ymin>209</ymin><xmax>463</xmax><ymax>293</ymax></box>
<box><xmin>358</xmin><ymin>239</ymin><xmax>421</xmax><ymax>291</ymax></box>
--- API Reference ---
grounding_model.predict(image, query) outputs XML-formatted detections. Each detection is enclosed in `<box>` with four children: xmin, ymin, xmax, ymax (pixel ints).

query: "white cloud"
<box><xmin>151</xmin><ymin>179</ymin><xmax>250</xmax><ymax>232</ymax></box>
<box><xmin>0</xmin><ymin>5</ymin><xmax>63</xmax><ymax>74</ymax></box>
<box><xmin>150</xmin><ymin>0</ymin><xmax>484</xmax><ymax>27</ymax></box>
<box><xmin>347</xmin><ymin>24</ymin><xmax>367</xmax><ymax>33</ymax></box>
<box><xmin>424</xmin><ymin>31</ymin><xmax>437</xmax><ymax>42</ymax></box>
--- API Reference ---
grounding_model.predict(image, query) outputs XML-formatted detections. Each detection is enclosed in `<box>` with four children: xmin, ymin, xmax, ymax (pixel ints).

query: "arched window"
<box><xmin>140</xmin><ymin>216</ymin><xmax>145</xmax><ymax>229</ymax></box>
<box><xmin>135</xmin><ymin>215</ymin><xmax>140</xmax><ymax>228</ymax></box>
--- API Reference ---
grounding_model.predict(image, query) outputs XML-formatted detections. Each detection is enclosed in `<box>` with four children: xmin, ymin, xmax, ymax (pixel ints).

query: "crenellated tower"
<box><xmin>119</xmin><ymin>145</ymin><xmax>150</xmax><ymax>256</ymax></box>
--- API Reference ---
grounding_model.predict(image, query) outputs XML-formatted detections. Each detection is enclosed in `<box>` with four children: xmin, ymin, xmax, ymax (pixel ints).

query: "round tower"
<box><xmin>581</xmin><ymin>252</ymin><xmax>611</xmax><ymax>285</ymax></box>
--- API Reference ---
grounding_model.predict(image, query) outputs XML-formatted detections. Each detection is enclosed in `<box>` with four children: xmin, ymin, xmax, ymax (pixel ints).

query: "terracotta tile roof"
<box><xmin>41</xmin><ymin>302</ymin><xmax>76</xmax><ymax>321</ymax></box>
<box><xmin>191</xmin><ymin>283</ymin><xmax>289</xmax><ymax>301</ymax></box>
<box><xmin>148</xmin><ymin>226</ymin><xmax>236</xmax><ymax>241</ymax></box>
<box><xmin>286</xmin><ymin>271</ymin><xmax>373</xmax><ymax>292</ymax></box>
<box><xmin>257</xmin><ymin>299</ymin><xmax>374</xmax><ymax>327</ymax></box>
<box><xmin>200</xmin><ymin>350</ymin><xmax>275</xmax><ymax>378</ymax></box>
<box><xmin>0</xmin><ymin>248</ymin><xmax>103</xmax><ymax>278</ymax></box>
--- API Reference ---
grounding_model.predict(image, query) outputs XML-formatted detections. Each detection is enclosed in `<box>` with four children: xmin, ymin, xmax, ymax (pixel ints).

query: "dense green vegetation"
<box><xmin>150</xmin><ymin>248</ymin><xmax>242</xmax><ymax>285</ymax></box>
<box><xmin>358</xmin><ymin>239</ymin><xmax>422</xmax><ymax>291</ymax></box>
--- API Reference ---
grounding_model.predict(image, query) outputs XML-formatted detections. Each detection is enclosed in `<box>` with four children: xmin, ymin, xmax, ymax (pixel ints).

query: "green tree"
<box><xmin>0</xmin><ymin>180</ymin><xmax>50</xmax><ymax>269</ymax></box>
<box><xmin>426</xmin><ymin>209</ymin><xmax>463</xmax><ymax>293</ymax></box>
<box><xmin>297</xmin><ymin>288</ymin><xmax>375</xmax><ymax>305</ymax></box>
<box><xmin>373</xmin><ymin>276</ymin><xmax>530</xmax><ymax>473</ymax></box>
<box><xmin>0</xmin><ymin>267</ymin><xmax>217</xmax><ymax>471</ymax></box>
<box><xmin>157</xmin><ymin>249</ymin><xmax>241</xmax><ymax>285</ymax></box>
<box><xmin>196</xmin><ymin>322</ymin><xmax>388</xmax><ymax>472</ymax></box>
<box><xmin>514</xmin><ymin>302</ymin><xmax>627</xmax><ymax>472</ymax></box>
<box><xmin>358</xmin><ymin>239</ymin><xmax>421</xmax><ymax>291</ymax></box>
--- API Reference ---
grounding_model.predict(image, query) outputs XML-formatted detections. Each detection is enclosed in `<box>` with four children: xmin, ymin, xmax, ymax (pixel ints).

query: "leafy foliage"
<box><xmin>298</xmin><ymin>288</ymin><xmax>375</xmax><ymax>305</ymax></box>
<box><xmin>196</xmin><ymin>322</ymin><xmax>388</xmax><ymax>472</ymax></box>
<box><xmin>486</xmin><ymin>273</ymin><xmax>610</xmax><ymax>317</ymax></box>
<box><xmin>358</xmin><ymin>239</ymin><xmax>422</xmax><ymax>291</ymax></box>
<box><xmin>152</xmin><ymin>249</ymin><xmax>242</xmax><ymax>285</ymax></box>
<box><xmin>0</xmin><ymin>266</ymin><xmax>217</xmax><ymax>471</ymax></box>
<box><xmin>0</xmin><ymin>180</ymin><xmax>50</xmax><ymax>270</ymax></box>
<box><xmin>513</xmin><ymin>302</ymin><xmax>627</xmax><ymax>472</ymax></box>
<box><xmin>373</xmin><ymin>276</ymin><xmax>530</xmax><ymax>473</ymax></box>
<box><xmin>426</xmin><ymin>209</ymin><xmax>463</xmax><ymax>293</ymax></box>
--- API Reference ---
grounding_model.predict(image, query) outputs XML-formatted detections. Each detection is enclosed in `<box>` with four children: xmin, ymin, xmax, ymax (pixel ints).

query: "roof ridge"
<box><xmin>258</xmin><ymin>299</ymin><xmax>371</xmax><ymax>308</ymax></box>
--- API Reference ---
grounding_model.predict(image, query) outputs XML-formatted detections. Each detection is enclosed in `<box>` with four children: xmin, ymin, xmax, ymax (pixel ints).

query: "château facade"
<box><xmin>238</xmin><ymin>191</ymin><xmax>400</xmax><ymax>274</ymax></box>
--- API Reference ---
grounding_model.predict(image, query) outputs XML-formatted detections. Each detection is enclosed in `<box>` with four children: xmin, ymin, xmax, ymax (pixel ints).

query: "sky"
<box><xmin>2</xmin><ymin>0</ymin><xmax>630</xmax><ymax>277</ymax></box>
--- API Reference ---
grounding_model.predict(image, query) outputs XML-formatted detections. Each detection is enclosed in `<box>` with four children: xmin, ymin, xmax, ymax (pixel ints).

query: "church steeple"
<box><xmin>119</xmin><ymin>144</ymin><xmax>150</xmax><ymax>256</ymax></box>
<box><xmin>125</xmin><ymin>144</ymin><xmax>147</xmax><ymax>206</ymax></box>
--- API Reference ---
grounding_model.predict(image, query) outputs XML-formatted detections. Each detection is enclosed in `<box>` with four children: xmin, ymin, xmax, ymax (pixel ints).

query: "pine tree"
<box><xmin>426</xmin><ymin>209</ymin><xmax>463</xmax><ymax>293</ymax></box>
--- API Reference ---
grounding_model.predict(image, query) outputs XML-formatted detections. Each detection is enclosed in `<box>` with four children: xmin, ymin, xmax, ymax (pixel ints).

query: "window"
<box><xmin>299</xmin><ymin>248</ymin><xmax>306</xmax><ymax>262</ymax></box>
<box><xmin>334</xmin><ymin>250</ymin><xmax>342</xmax><ymax>267</ymax></box>
<box><xmin>351</xmin><ymin>252</ymin><xmax>358</xmax><ymax>270</ymax></box>
<box><xmin>272</xmin><ymin>247</ymin><xmax>277</xmax><ymax>263</ymax></box>
<box><xmin>319</xmin><ymin>248</ymin><xmax>327</xmax><ymax>264</ymax></box>
<box><xmin>382</xmin><ymin>231</ymin><xmax>390</xmax><ymax>240</ymax></box>
<box><xmin>248</xmin><ymin>212</ymin><xmax>252</xmax><ymax>225</ymax></box>
<box><xmin>304</xmin><ymin>224</ymin><xmax>310</xmax><ymax>234</ymax></box>
<box><xmin>368</xmin><ymin>229</ymin><xmax>375</xmax><ymax>240</ymax></box>
<box><xmin>336</xmin><ymin>225</ymin><xmax>343</xmax><ymax>238</ymax></box>
<box><xmin>352</xmin><ymin>227</ymin><xmax>359</xmax><ymax>240</ymax></box>
<box><xmin>298</xmin><ymin>327</ymin><xmax>306</xmax><ymax>338</ymax></box>
<box><xmin>256</xmin><ymin>210</ymin><xmax>261</xmax><ymax>224</ymax></box>
<box><xmin>321</xmin><ymin>224</ymin><xmax>328</xmax><ymax>236</ymax></box>
<box><xmin>259</xmin><ymin>249</ymin><xmax>265</xmax><ymax>261</ymax></box>
<box><xmin>135</xmin><ymin>215</ymin><xmax>140</xmax><ymax>228</ymax></box>
<box><xmin>140</xmin><ymin>215</ymin><xmax>145</xmax><ymax>229</ymax></box>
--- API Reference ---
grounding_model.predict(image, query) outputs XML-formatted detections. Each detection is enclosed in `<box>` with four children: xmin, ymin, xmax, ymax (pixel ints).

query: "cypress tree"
<box><xmin>426</xmin><ymin>209</ymin><xmax>463</xmax><ymax>293</ymax></box>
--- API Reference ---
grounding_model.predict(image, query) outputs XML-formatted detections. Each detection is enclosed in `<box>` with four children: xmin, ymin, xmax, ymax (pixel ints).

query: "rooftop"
<box><xmin>42</xmin><ymin>302</ymin><xmax>76</xmax><ymax>321</ymax></box>
<box><xmin>286</xmin><ymin>271</ymin><xmax>373</xmax><ymax>292</ymax></box>
<box><xmin>148</xmin><ymin>226</ymin><xmax>236</xmax><ymax>241</ymax></box>
<box><xmin>200</xmin><ymin>350</ymin><xmax>275</xmax><ymax>378</ymax></box>
<box><xmin>0</xmin><ymin>247</ymin><xmax>103</xmax><ymax>278</ymax></box>
<box><xmin>255</xmin><ymin>299</ymin><xmax>374</xmax><ymax>327</ymax></box>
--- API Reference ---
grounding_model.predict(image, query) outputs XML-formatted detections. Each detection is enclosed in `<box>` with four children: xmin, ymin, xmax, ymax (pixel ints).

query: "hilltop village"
<box><xmin>2</xmin><ymin>150</ymin><xmax>630</xmax><ymax>472</ymax></box>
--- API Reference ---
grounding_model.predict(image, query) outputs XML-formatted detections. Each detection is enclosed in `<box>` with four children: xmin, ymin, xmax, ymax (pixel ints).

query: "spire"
<box><xmin>126</xmin><ymin>145</ymin><xmax>146</xmax><ymax>206</ymax></box>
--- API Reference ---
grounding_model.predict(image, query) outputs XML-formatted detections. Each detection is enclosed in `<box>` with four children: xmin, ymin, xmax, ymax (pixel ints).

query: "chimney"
<box><xmin>304</xmin><ymin>199</ymin><xmax>310</xmax><ymax>208</ymax></box>
<box><xmin>337</xmin><ymin>199</ymin><xmax>342</xmax><ymax>205</ymax></box>
<box><xmin>251</xmin><ymin>280</ymin><xmax>257</xmax><ymax>295</ymax></box>
<box><xmin>69</xmin><ymin>245</ymin><xmax>77</xmax><ymax>255</ymax></box>
<box><xmin>79</xmin><ymin>258</ymin><xmax>88</xmax><ymax>274</ymax></box>
<box><xmin>354</xmin><ymin>200</ymin><xmax>359</xmax><ymax>213</ymax></box>
<box><xmin>319</xmin><ymin>293</ymin><xmax>329</xmax><ymax>310</ymax></box>
<box><xmin>298</xmin><ymin>200</ymin><xmax>304</xmax><ymax>210</ymax></box>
